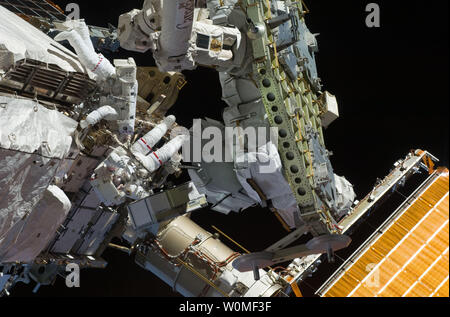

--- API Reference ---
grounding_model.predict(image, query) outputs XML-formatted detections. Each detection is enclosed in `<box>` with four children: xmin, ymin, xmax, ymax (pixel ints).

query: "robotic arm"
<box><xmin>118</xmin><ymin>0</ymin><xmax>194</xmax><ymax>71</ymax></box>
<box><xmin>118</xmin><ymin>0</ymin><xmax>245</xmax><ymax>72</ymax></box>
<box><xmin>118</xmin><ymin>0</ymin><xmax>162</xmax><ymax>54</ymax></box>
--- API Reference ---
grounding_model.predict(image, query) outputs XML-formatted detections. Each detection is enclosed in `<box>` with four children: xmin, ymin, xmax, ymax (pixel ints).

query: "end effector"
<box><xmin>118</xmin><ymin>0</ymin><xmax>162</xmax><ymax>54</ymax></box>
<box><xmin>118</xmin><ymin>0</ymin><xmax>195</xmax><ymax>71</ymax></box>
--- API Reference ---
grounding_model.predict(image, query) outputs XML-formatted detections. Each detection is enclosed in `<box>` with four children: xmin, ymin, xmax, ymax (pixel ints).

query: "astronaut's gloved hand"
<box><xmin>54</xmin><ymin>20</ymin><xmax>116</xmax><ymax>81</ymax></box>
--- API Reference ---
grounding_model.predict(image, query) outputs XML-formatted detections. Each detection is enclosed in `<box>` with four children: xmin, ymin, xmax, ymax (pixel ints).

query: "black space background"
<box><xmin>9</xmin><ymin>0</ymin><xmax>449</xmax><ymax>298</ymax></box>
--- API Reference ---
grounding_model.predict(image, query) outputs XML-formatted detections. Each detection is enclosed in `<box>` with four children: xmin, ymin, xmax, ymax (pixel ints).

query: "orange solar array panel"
<box><xmin>323</xmin><ymin>169</ymin><xmax>449</xmax><ymax>297</ymax></box>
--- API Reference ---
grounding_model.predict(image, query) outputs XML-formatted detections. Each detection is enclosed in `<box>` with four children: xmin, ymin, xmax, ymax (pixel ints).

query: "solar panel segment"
<box><xmin>0</xmin><ymin>0</ymin><xmax>66</xmax><ymax>21</ymax></box>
